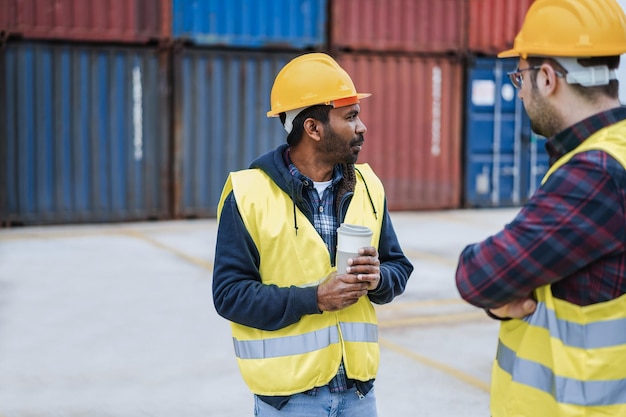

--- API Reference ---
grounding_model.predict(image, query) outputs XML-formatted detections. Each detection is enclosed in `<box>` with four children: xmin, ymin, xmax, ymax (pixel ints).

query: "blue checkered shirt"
<box><xmin>288</xmin><ymin>162</ymin><xmax>341</xmax><ymax>266</ymax></box>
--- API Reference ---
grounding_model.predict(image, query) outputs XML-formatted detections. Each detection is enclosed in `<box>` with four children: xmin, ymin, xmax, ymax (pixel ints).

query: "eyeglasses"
<box><xmin>507</xmin><ymin>66</ymin><xmax>566</xmax><ymax>89</ymax></box>
<box><xmin>507</xmin><ymin>66</ymin><xmax>542</xmax><ymax>89</ymax></box>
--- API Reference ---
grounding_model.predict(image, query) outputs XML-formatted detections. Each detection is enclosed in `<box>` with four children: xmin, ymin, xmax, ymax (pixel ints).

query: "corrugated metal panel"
<box><xmin>331</xmin><ymin>0</ymin><xmax>466</xmax><ymax>54</ymax></box>
<box><xmin>464</xmin><ymin>57</ymin><xmax>549</xmax><ymax>208</ymax></box>
<box><xmin>172</xmin><ymin>48</ymin><xmax>300</xmax><ymax>218</ymax></box>
<box><xmin>0</xmin><ymin>42</ymin><xmax>170</xmax><ymax>225</ymax></box>
<box><xmin>468</xmin><ymin>0</ymin><xmax>534</xmax><ymax>55</ymax></box>
<box><xmin>172</xmin><ymin>0</ymin><xmax>327</xmax><ymax>49</ymax></box>
<box><xmin>337</xmin><ymin>53</ymin><xmax>463</xmax><ymax>210</ymax></box>
<box><xmin>1</xmin><ymin>0</ymin><xmax>170</xmax><ymax>43</ymax></box>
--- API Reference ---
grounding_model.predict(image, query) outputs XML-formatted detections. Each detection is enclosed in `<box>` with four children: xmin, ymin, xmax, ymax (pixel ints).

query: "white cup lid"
<box><xmin>337</xmin><ymin>223</ymin><xmax>372</xmax><ymax>251</ymax></box>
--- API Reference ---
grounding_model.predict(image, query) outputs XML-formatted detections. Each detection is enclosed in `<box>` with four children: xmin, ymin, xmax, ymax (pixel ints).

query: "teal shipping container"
<box><xmin>0</xmin><ymin>42</ymin><xmax>170</xmax><ymax>225</ymax></box>
<box><xmin>172</xmin><ymin>0</ymin><xmax>326</xmax><ymax>49</ymax></box>
<box><xmin>172</xmin><ymin>48</ymin><xmax>300</xmax><ymax>218</ymax></box>
<box><xmin>464</xmin><ymin>57</ymin><xmax>549</xmax><ymax>207</ymax></box>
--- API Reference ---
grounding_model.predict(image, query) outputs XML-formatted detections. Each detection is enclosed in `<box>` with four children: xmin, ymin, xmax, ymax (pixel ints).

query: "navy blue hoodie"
<box><xmin>212</xmin><ymin>143</ymin><xmax>413</xmax><ymax>331</ymax></box>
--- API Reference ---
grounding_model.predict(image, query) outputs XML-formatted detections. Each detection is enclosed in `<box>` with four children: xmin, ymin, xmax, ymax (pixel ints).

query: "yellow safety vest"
<box><xmin>217</xmin><ymin>164</ymin><xmax>384</xmax><ymax>396</ymax></box>
<box><xmin>491</xmin><ymin>120</ymin><xmax>626</xmax><ymax>417</ymax></box>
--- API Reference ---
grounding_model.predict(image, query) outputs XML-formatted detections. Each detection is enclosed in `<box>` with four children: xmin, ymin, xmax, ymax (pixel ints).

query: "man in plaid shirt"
<box><xmin>455</xmin><ymin>0</ymin><xmax>626</xmax><ymax>416</ymax></box>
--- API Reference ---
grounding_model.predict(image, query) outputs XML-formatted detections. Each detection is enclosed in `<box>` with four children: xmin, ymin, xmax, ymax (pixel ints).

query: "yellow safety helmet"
<box><xmin>267</xmin><ymin>53</ymin><xmax>370</xmax><ymax>117</ymax></box>
<box><xmin>498</xmin><ymin>0</ymin><xmax>626</xmax><ymax>59</ymax></box>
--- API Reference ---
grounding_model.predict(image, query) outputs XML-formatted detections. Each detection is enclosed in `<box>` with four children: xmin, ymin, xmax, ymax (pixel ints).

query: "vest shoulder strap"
<box><xmin>542</xmin><ymin>119</ymin><xmax>626</xmax><ymax>184</ymax></box>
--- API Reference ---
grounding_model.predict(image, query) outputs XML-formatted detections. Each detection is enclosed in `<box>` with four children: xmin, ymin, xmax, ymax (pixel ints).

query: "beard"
<box><xmin>526</xmin><ymin>89</ymin><xmax>563</xmax><ymax>138</ymax></box>
<box><xmin>321</xmin><ymin>125</ymin><xmax>364</xmax><ymax>165</ymax></box>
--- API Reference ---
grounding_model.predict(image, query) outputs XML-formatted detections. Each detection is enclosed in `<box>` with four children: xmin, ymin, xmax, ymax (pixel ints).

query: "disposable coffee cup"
<box><xmin>336</xmin><ymin>223</ymin><xmax>373</xmax><ymax>274</ymax></box>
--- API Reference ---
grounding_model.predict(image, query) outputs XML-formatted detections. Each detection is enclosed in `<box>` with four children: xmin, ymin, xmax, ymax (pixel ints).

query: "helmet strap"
<box><xmin>553</xmin><ymin>57</ymin><xmax>617</xmax><ymax>87</ymax></box>
<box><xmin>283</xmin><ymin>106</ymin><xmax>309</xmax><ymax>134</ymax></box>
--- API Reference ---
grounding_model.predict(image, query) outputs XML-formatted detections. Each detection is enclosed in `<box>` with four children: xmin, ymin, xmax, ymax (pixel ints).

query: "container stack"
<box><xmin>0</xmin><ymin>0</ymin><xmax>172</xmax><ymax>225</ymax></box>
<box><xmin>170</xmin><ymin>0</ymin><xmax>327</xmax><ymax>218</ymax></box>
<box><xmin>1</xmin><ymin>0</ymin><xmax>549</xmax><ymax>226</ymax></box>
<box><xmin>464</xmin><ymin>0</ymin><xmax>548</xmax><ymax>207</ymax></box>
<box><xmin>330</xmin><ymin>0</ymin><xmax>465</xmax><ymax>211</ymax></box>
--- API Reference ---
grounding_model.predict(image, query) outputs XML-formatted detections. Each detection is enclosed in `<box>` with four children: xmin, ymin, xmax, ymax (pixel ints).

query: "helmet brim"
<box><xmin>267</xmin><ymin>92</ymin><xmax>372</xmax><ymax>117</ymax></box>
<box><xmin>497</xmin><ymin>48</ymin><xmax>520</xmax><ymax>58</ymax></box>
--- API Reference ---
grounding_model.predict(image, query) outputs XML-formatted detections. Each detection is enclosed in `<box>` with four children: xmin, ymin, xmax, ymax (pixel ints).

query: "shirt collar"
<box><xmin>547</xmin><ymin>106</ymin><xmax>626</xmax><ymax>162</ymax></box>
<box><xmin>284</xmin><ymin>148</ymin><xmax>344</xmax><ymax>188</ymax></box>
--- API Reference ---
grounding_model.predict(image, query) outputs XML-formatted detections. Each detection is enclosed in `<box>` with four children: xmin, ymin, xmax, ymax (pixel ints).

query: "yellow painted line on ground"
<box><xmin>0</xmin><ymin>222</ymin><xmax>214</xmax><ymax>241</ymax></box>
<box><xmin>377</xmin><ymin>297</ymin><xmax>466</xmax><ymax>311</ymax></box>
<box><xmin>379</xmin><ymin>337</ymin><xmax>490</xmax><ymax>393</ymax></box>
<box><xmin>0</xmin><ymin>227</ymin><xmax>215</xmax><ymax>271</ymax></box>
<box><xmin>427</xmin><ymin>211</ymin><xmax>511</xmax><ymax>229</ymax></box>
<box><xmin>0</xmin><ymin>229</ymin><xmax>124</xmax><ymax>240</ymax></box>
<box><xmin>122</xmin><ymin>230</ymin><xmax>214</xmax><ymax>272</ymax></box>
<box><xmin>378</xmin><ymin>310</ymin><xmax>489</xmax><ymax>328</ymax></box>
<box><xmin>402</xmin><ymin>248</ymin><xmax>457</xmax><ymax>267</ymax></box>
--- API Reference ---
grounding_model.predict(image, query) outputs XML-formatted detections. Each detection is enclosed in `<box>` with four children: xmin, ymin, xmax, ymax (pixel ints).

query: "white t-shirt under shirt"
<box><xmin>313</xmin><ymin>180</ymin><xmax>332</xmax><ymax>199</ymax></box>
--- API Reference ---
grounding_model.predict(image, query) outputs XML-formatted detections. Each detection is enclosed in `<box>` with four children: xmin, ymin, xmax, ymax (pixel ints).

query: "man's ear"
<box><xmin>303</xmin><ymin>118</ymin><xmax>321</xmax><ymax>141</ymax></box>
<box><xmin>538</xmin><ymin>64</ymin><xmax>560</xmax><ymax>95</ymax></box>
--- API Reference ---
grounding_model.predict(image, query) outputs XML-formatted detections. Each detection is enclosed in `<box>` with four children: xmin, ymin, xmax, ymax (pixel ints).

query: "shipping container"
<box><xmin>464</xmin><ymin>56</ymin><xmax>549</xmax><ymax>208</ymax></box>
<box><xmin>172</xmin><ymin>48</ymin><xmax>300</xmax><ymax>218</ymax></box>
<box><xmin>172</xmin><ymin>0</ymin><xmax>326</xmax><ymax>49</ymax></box>
<box><xmin>467</xmin><ymin>0</ymin><xmax>534</xmax><ymax>56</ymax></box>
<box><xmin>0</xmin><ymin>42</ymin><xmax>170</xmax><ymax>225</ymax></box>
<box><xmin>1</xmin><ymin>0</ymin><xmax>170</xmax><ymax>44</ymax></box>
<box><xmin>338</xmin><ymin>53</ymin><xmax>463</xmax><ymax>210</ymax></box>
<box><xmin>331</xmin><ymin>0</ymin><xmax>466</xmax><ymax>54</ymax></box>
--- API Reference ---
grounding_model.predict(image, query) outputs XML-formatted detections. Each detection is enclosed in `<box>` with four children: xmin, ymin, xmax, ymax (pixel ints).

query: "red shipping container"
<box><xmin>331</xmin><ymin>0</ymin><xmax>466</xmax><ymax>54</ymax></box>
<box><xmin>468</xmin><ymin>0</ymin><xmax>535</xmax><ymax>55</ymax></box>
<box><xmin>337</xmin><ymin>53</ymin><xmax>463</xmax><ymax>211</ymax></box>
<box><xmin>1</xmin><ymin>0</ymin><xmax>171</xmax><ymax>44</ymax></box>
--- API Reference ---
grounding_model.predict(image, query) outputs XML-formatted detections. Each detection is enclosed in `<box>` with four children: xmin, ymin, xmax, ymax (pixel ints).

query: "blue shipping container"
<box><xmin>464</xmin><ymin>57</ymin><xmax>549</xmax><ymax>207</ymax></box>
<box><xmin>0</xmin><ymin>42</ymin><xmax>170</xmax><ymax>225</ymax></box>
<box><xmin>173</xmin><ymin>48</ymin><xmax>300</xmax><ymax>218</ymax></box>
<box><xmin>172</xmin><ymin>0</ymin><xmax>327</xmax><ymax>49</ymax></box>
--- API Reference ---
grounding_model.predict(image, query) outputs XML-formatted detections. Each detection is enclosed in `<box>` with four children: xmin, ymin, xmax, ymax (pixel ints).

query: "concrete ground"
<box><xmin>0</xmin><ymin>208</ymin><xmax>521</xmax><ymax>417</ymax></box>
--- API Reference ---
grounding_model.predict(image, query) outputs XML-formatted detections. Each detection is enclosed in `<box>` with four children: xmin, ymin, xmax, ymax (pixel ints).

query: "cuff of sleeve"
<box><xmin>485</xmin><ymin>308</ymin><xmax>512</xmax><ymax>321</ymax></box>
<box><xmin>298</xmin><ymin>285</ymin><xmax>324</xmax><ymax>315</ymax></box>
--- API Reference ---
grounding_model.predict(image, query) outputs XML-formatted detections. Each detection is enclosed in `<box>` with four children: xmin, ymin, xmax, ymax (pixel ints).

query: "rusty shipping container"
<box><xmin>337</xmin><ymin>53</ymin><xmax>463</xmax><ymax>211</ymax></box>
<box><xmin>1</xmin><ymin>0</ymin><xmax>171</xmax><ymax>43</ymax></box>
<box><xmin>0</xmin><ymin>42</ymin><xmax>170</xmax><ymax>225</ymax></box>
<box><xmin>172</xmin><ymin>48</ymin><xmax>300</xmax><ymax>218</ymax></box>
<box><xmin>467</xmin><ymin>0</ymin><xmax>534</xmax><ymax>55</ymax></box>
<box><xmin>331</xmin><ymin>0</ymin><xmax>466</xmax><ymax>54</ymax></box>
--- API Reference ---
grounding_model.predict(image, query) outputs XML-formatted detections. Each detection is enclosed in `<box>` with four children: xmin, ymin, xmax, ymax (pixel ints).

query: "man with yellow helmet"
<box><xmin>213</xmin><ymin>53</ymin><xmax>413</xmax><ymax>416</ymax></box>
<box><xmin>456</xmin><ymin>0</ymin><xmax>626</xmax><ymax>416</ymax></box>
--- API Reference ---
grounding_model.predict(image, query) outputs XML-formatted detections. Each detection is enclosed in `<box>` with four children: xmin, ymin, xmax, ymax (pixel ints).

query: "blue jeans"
<box><xmin>254</xmin><ymin>385</ymin><xmax>377</xmax><ymax>417</ymax></box>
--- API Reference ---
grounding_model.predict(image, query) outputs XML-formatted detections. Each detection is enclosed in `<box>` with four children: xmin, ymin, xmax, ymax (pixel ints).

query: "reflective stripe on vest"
<box><xmin>233</xmin><ymin>322</ymin><xmax>378</xmax><ymax>360</ymax></box>
<box><xmin>496</xmin><ymin>341</ymin><xmax>626</xmax><ymax>406</ymax></box>
<box><xmin>528</xmin><ymin>301</ymin><xmax>626</xmax><ymax>349</ymax></box>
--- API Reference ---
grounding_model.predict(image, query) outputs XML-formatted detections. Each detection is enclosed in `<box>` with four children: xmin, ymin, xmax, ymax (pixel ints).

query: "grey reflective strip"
<box><xmin>234</xmin><ymin>326</ymin><xmax>340</xmax><ymax>359</ymax></box>
<box><xmin>340</xmin><ymin>322</ymin><xmax>378</xmax><ymax>343</ymax></box>
<box><xmin>233</xmin><ymin>322</ymin><xmax>377</xmax><ymax>360</ymax></box>
<box><xmin>497</xmin><ymin>341</ymin><xmax>626</xmax><ymax>406</ymax></box>
<box><xmin>531</xmin><ymin>302</ymin><xmax>626</xmax><ymax>349</ymax></box>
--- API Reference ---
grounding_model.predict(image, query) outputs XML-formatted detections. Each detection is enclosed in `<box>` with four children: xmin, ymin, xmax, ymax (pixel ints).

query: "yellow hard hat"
<box><xmin>267</xmin><ymin>53</ymin><xmax>371</xmax><ymax>117</ymax></box>
<box><xmin>498</xmin><ymin>0</ymin><xmax>626</xmax><ymax>59</ymax></box>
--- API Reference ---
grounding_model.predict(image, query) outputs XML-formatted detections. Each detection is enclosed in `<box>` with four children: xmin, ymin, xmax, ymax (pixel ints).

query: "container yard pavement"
<box><xmin>0</xmin><ymin>208</ymin><xmax>521</xmax><ymax>417</ymax></box>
